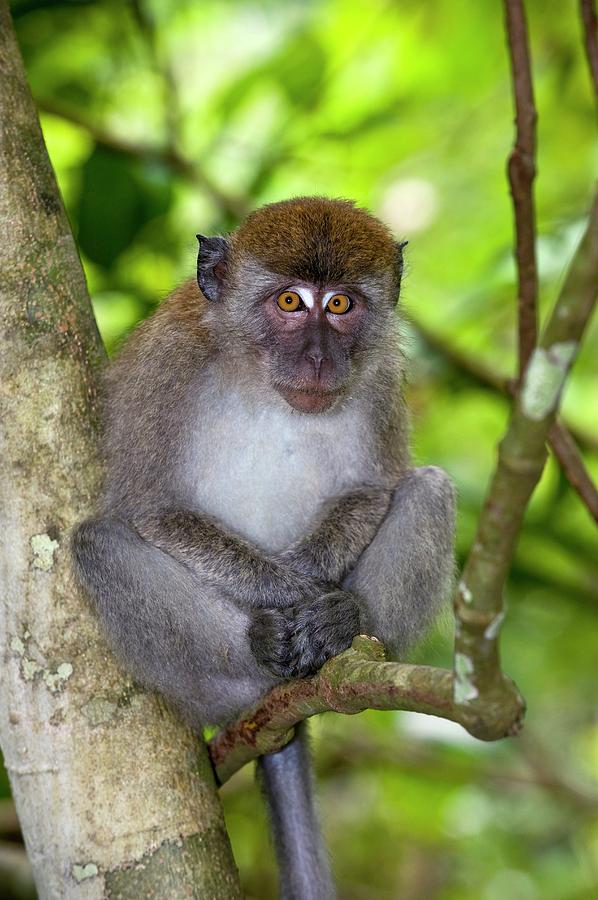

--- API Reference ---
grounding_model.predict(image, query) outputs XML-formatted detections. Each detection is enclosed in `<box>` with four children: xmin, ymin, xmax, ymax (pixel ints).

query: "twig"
<box><xmin>548</xmin><ymin>421</ymin><xmax>598</xmax><ymax>523</ymax></box>
<box><xmin>410</xmin><ymin>316</ymin><xmax>598</xmax><ymax>522</ymax></box>
<box><xmin>37</xmin><ymin>98</ymin><xmax>250</xmax><ymax>223</ymax></box>
<box><xmin>504</xmin><ymin>0</ymin><xmax>539</xmax><ymax>380</ymax></box>
<box><xmin>580</xmin><ymin>0</ymin><xmax>598</xmax><ymax>105</ymax></box>
<box><xmin>409</xmin><ymin>315</ymin><xmax>509</xmax><ymax>393</ymax></box>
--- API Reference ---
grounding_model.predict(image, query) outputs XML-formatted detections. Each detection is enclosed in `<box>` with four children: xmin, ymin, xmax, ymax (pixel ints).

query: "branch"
<box><xmin>208</xmin><ymin>188</ymin><xmax>598</xmax><ymax>784</ymax></box>
<box><xmin>504</xmin><ymin>0</ymin><xmax>539</xmax><ymax>379</ymax></box>
<box><xmin>455</xmin><ymin>185</ymin><xmax>598</xmax><ymax>690</ymax></box>
<box><xmin>410</xmin><ymin>316</ymin><xmax>598</xmax><ymax>523</ymax></box>
<box><xmin>547</xmin><ymin>420</ymin><xmax>598</xmax><ymax>523</ymax></box>
<box><xmin>209</xmin><ymin>636</ymin><xmax>520</xmax><ymax>785</ymax></box>
<box><xmin>36</xmin><ymin>98</ymin><xmax>250</xmax><ymax>223</ymax></box>
<box><xmin>581</xmin><ymin>0</ymin><xmax>598</xmax><ymax>105</ymax></box>
<box><xmin>410</xmin><ymin>314</ymin><xmax>598</xmax><ymax>452</ymax></box>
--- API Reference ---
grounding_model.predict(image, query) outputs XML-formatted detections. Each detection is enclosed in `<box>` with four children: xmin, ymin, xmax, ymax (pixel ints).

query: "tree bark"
<box><xmin>0</xmin><ymin>4</ymin><xmax>242</xmax><ymax>897</ymax></box>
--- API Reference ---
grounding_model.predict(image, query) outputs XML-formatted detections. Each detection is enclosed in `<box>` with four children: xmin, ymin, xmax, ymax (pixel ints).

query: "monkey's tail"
<box><xmin>257</xmin><ymin>722</ymin><xmax>335</xmax><ymax>900</ymax></box>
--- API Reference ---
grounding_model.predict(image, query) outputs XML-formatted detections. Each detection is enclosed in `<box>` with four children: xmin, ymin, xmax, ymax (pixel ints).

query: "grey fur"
<box><xmin>71</xmin><ymin>200</ymin><xmax>456</xmax><ymax>900</ymax></box>
<box><xmin>258</xmin><ymin>725</ymin><xmax>335</xmax><ymax>900</ymax></box>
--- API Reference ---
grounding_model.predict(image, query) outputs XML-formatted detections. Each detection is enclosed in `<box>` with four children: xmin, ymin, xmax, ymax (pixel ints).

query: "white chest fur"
<box><xmin>180</xmin><ymin>377</ymin><xmax>377</xmax><ymax>553</ymax></box>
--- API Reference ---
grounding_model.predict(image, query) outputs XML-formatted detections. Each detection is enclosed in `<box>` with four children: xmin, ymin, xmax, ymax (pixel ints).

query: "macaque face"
<box><xmin>198</xmin><ymin>198</ymin><xmax>405</xmax><ymax>413</ymax></box>
<box><xmin>259</xmin><ymin>281</ymin><xmax>369</xmax><ymax>413</ymax></box>
<box><xmin>223</xmin><ymin>258</ymin><xmax>399</xmax><ymax>415</ymax></box>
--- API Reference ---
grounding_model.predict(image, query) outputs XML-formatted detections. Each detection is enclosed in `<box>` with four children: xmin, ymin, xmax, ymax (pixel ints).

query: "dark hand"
<box><xmin>248</xmin><ymin>590</ymin><xmax>362</xmax><ymax>679</ymax></box>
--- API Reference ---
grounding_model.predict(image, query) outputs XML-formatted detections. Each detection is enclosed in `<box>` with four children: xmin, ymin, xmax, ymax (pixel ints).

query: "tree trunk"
<box><xmin>0</xmin><ymin>4</ymin><xmax>242</xmax><ymax>897</ymax></box>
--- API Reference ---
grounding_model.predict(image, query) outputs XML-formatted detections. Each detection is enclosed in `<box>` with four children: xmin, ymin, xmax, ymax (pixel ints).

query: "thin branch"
<box><xmin>580</xmin><ymin>0</ymin><xmax>598</xmax><ymax>105</ymax></box>
<box><xmin>504</xmin><ymin>0</ymin><xmax>539</xmax><ymax>380</ymax></box>
<box><xmin>409</xmin><ymin>315</ymin><xmax>509</xmax><ymax>393</ymax></box>
<box><xmin>37</xmin><ymin>98</ymin><xmax>250</xmax><ymax>223</ymax></box>
<box><xmin>410</xmin><ymin>316</ymin><xmax>598</xmax><ymax>522</ymax></box>
<box><xmin>209</xmin><ymin>190</ymin><xmax>598</xmax><ymax>783</ymax></box>
<box><xmin>548</xmin><ymin>420</ymin><xmax>598</xmax><ymax>523</ymax></box>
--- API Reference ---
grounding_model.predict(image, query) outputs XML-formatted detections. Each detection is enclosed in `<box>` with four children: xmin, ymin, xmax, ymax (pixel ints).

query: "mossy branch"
<box><xmin>209</xmin><ymin>636</ymin><xmax>522</xmax><ymax>786</ymax></box>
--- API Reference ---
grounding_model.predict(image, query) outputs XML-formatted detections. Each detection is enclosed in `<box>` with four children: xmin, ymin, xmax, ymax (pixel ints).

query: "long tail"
<box><xmin>257</xmin><ymin>722</ymin><xmax>335</xmax><ymax>900</ymax></box>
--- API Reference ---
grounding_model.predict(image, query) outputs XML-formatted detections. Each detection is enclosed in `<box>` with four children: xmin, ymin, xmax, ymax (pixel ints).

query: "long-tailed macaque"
<box><xmin>72</xmin><ymin>196</ymin><xmax>456</xmax><ymax>900</ymax></box>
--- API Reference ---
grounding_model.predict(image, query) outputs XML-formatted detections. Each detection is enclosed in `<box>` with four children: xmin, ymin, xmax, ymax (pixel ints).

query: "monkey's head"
<box><xmin>197</xmin><ymin>197</ymin><xmax>406</xmax><ymax>414</ymax></box>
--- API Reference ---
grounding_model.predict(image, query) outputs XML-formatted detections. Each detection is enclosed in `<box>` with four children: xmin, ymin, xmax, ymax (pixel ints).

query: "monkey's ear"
<box><xmin>196</xmin><ymin>234</ymin><xmax>230</xmax><ymax>302</ymax></box>
<box><xmin>394</xmin><ymin>240</ymin><xmax>408</xmax><ymax>300</ymax></box>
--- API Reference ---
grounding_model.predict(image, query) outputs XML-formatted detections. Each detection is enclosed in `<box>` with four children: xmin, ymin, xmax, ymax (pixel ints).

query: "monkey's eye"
<box><xmin>276</xmin><ymin>290</ymin><xmax>303</xmax><ymax>312</ymax></box>
<box><xmin>325</xmin><ymin>293</ymin><xmax>352</xmax><ymax>315</ymax></box>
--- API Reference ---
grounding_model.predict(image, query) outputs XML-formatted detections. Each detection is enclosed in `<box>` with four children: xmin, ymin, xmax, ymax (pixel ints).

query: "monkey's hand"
<box><xmin>278</xmin><ymin>485</ymin><xmax>393</xmax><ymax>584</ymax></box>
<box><xmin>248</xmin><ymin>590</ymin><xmax>363</xmax><ymax>679</ymax></box>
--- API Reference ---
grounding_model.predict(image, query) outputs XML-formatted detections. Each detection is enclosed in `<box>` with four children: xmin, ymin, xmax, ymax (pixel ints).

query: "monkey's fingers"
<box><xmin>289</xmin><ymin>591</ymin><xmax>362</xmax><ymax>677</ymax></box>
<box><xmin>248</xmin><ymin>608</ymin><xmax>303</xmax><ymax>680</ymax></box>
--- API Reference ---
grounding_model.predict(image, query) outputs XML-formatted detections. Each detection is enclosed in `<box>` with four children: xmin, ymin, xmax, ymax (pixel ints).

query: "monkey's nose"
<box><xmin>305</xmin><ymin>350</ymin><xmax>324</xmax><ymax>378</ymax></box>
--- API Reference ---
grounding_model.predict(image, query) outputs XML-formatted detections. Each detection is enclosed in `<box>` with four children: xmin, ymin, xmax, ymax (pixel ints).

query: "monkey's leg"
<box><xmin>344</xmin><ymin>466</ymin><xmax>456</xmax><ymax>656</ymax></box>
<box><xmin>71</xmin><ymin>516</ymin><xmax>277</xmax><ymax>727</ymax></box>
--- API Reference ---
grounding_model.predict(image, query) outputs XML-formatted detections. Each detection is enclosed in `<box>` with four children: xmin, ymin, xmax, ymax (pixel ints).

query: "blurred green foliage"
<box><xmin>5</xmin><ymin>0</ymin><xmax>598</xmax><ymax>897</ymax></box>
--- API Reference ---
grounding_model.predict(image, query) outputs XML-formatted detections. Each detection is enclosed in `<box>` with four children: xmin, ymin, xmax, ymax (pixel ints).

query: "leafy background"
<box><xmin>3</xmin><ymin>0</ymin><xmax>598</xmax><ymax>897</ymax></box>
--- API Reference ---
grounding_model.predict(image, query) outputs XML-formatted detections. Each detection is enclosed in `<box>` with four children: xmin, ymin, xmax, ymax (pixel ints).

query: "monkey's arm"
<box><xmin>135</xmin><ymin>509</ymin><xmax>327</xmax><ymax>609</ymax></box>
<box><xmin>279</xmin><ymin>485</ymin><xmax>393</xmax><ymax>583</ymax></box>
<box><xmin>251</xmin><ymin>467</ymin><xmax>456</xmax><ymax>679</ymax></box>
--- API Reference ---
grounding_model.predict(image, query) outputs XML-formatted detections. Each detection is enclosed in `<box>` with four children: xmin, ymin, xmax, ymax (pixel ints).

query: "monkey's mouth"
<box><xmin>276</xmin><ymin>385</ymin><xmax>342</xmax><ymax>414</ymax></box>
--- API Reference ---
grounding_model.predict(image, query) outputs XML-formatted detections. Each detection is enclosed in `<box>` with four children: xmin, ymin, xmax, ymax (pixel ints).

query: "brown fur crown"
<box><xmin>231</xmin><ymin>196</ymin><xmax>399</xmax><ymax>286</ymax></box>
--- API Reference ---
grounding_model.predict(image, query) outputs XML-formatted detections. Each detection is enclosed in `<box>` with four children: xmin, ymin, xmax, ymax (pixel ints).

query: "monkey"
<box><xmin>71</xmin><ymin>196</ymin><xmax>456</xmax><ymax>900</ymax></box>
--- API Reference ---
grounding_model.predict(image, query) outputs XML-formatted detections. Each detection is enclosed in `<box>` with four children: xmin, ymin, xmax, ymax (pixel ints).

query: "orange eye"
<box><xmin>326</xmin><ymin>293</ymin><xmax>352</xmax><ymax>315</ymax></box>
<box><xmin>277</xmin><ymin>291</ymin><xmax>303</xmax><ymax>312</ymax></box>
